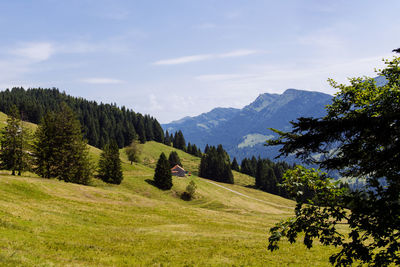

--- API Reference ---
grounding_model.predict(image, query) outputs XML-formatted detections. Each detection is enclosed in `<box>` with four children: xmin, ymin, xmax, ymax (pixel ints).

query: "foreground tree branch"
<box><xmin>267</xmin><ymin>53</ymin><xmax>400</xmax><ymax>266</ymax></box>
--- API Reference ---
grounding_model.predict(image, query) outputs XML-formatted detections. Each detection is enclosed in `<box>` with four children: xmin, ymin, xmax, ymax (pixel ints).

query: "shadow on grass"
<box><xmin>180</xmin><ymin>192</ymin><xmax>192</xmax><ymax>201</ymax></box>
<box><xmin>145</xmin><ymin>179</ymin><xmax>156</xmax><ymax>187</ymax></box>
<box><xmin>144</xmin><ymin>179</ymin><xmax>171</xmax><ymax>191</ymax></box>
<box><xmin>244</xmin><ymin>184</ymin><xmax>257</xmax><ymax>189</ymax></box>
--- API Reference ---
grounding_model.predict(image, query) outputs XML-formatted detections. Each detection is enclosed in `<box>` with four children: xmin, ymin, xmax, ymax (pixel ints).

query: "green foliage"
<box><xmin>181</xmin><ymin>180</ymin><xmax>197</xmax><ymax>200</ymax></box>
<box><xmin>186</xmin><ymin>142</ymin><xmax>202</xmax><ymax>157</ymax></box>
<box><xmin>239</xmin><ymin>156</ymin><xmax>291</xmax><ymax>197</ymax></box>
<box><xmin>268</xmin><ymin>166</ymin><xmax>347</xmax><ymax>252</ymax></box>
<box><xmin>0</xmin><ymin>106</ymin><xmax>32</xmax><ymax>175</ymax></box>
<box><xmin>267</xmin><ymin>54</ymin><xmax>400</xmax><ymax>266</ymax></box>
<box><xmin>125</xmin><ymin>139</ymin><xmax>142</xmax><ymax>165</ymax></box>
<box><xmin>172</xmin><ymin>130</ymin><xmax>186</xmax><ymax>151</ymax></box>
<box><xmin>231</xmin><ymin>157</ymin><xmax>240</xmax><ymax>172</ymax></box>
<box><xmin>98</xmin><ymin>140</ymin><xmax>123</xmax><ymax>184</ymax></box>
<box><xmin>32</xmin><ymin>103</ymin><xmax>92</xmax><ymax>185</ymax></box>
<box><xmin>0</xmin><ymin>87</ymin><xmax>164</xmax><ymax>148</ymax></box>
<box><xmin>199</xmin><ymin>144</ymin><xmax>233</xmax><ymax>184</ymax></box>
<box><xmin>163</xmin><ymin>130</ymin><xmax>172</xmax><ymax>146</ymax></box>
<box><xmin>168</xmin><ymin>151</ymin><xmax>182</xmax><ymax>168</ymax></box>
<box><xmin>153</xmin><ymin>152</ymin><xmax>172</xmax><ymax>190</ymax></box>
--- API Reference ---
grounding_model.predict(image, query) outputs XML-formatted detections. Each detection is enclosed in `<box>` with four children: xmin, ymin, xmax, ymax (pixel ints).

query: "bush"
<box><xmin>181</xmin><ymin>180</ymin><xmax>197</xmax><ymax>201</ymax></box>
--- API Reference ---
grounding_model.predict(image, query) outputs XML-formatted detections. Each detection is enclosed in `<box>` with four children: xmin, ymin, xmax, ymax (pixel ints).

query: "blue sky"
<box><xmin>0</xmin><ymin>0</ymin><xmax>399</xmax><ymax>123</ymax></box>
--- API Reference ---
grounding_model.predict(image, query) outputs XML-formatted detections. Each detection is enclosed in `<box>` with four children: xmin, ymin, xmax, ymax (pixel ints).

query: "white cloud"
<box><xmin>153</xmin><ymin>49</ymin><xmax>259</xmax><ymax>66</ymax></box>
<box><xmin>11</xmin><ymin>42</ymin><xmax>55</xmax><ymax>61</ymax></box>
<box><xmin>81</xmin><ymin>78</ymin><xmax>125</xmax><ymax>84</ymax></box>
<box><xmin>153</xmin><ymin>54</ymin><xmax>213</xmax><ymax>65</ymax></box>
<box><xmin>218</xmin><ymin>49</ymin><xmax>259</xmax><ymax>58</ymax></box>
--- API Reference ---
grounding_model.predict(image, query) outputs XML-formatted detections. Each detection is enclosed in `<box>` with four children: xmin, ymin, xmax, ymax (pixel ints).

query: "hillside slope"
<box><xmin>0</xmin><ymin>114</ymin><xmax>338</xmax><ymax>265</ymax></box>
<box><xmin>0</xmin><ymin>168</ymin><xmax>337</xmax><ymax>266</ymax></box>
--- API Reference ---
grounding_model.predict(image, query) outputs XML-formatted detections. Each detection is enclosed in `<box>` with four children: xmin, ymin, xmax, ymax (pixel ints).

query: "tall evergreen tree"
<box><xmin>164</xmin><ymin>130</ymin><xmax>171</xmax><ymax>146</ymax></box>
<box><xmin>153</xmin><ymin>152</ymin><xmax>172</xmax><ymax>190</ymax></box>
<box><xmin>152</xmin><ymin>120</ymin><xmax>164</xmax><ymax>143</ymax></box>
<box><xmin>98</xmin><ymin>140</ymin><xmax>123</xmax><ymax>184</ymax></box>
<box><xmin>168</xmin><ymin>151</ymin><xmax>182</xmax><ymax>168</ymax></box>
<box><xmin>199</xmin><ymin>144</ymin><xmax>233</xmax><ymax>184</ymax></box>
<box><xmin>32</xmin><ymin>103</ymin><xmax>92</xmax><ymax>185</ymax></box>
<box><xmin>173</xmin><ymin>130</ymin><xmax>186</xmax><ymax>151</ymax></box>
<box><xmin>231</xmin><ymin>157</ymin><xmax>240</xmax><ymax>172</ymax></box>
<box><xmin>0</xmin><ymin>106</ymin><xmax>31</xmax><ymax>175</ymax></box>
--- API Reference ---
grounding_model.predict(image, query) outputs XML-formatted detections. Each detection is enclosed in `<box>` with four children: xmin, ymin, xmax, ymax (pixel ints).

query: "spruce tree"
<box><xmin>164</xmin><ymin>130</ymin><xmax>171</xmax><ymax>146</ymax></box>
<box><xmin>153</xmin><ymin>152</ymin><xmax>172</xmax><ymax>190</ymax></box>
<box><xmin>173</xmin><ymin>130</ymin><xmax>186</xmax><ymax>151</ymax></box>
<box><xmin>33</xmin><ymin>103</ymin><xmax>92</xmax><ymax>184</ymax></box>
<box><xmin>231</xmin><ymin>157</ymin><xmax>240</xmax><ymax>172</ymax></box>
<box><xmin>198</xmin><ymin>145</ymin><xmax>233</xmax><ymax>184</ymax></box>
<box><xmin>98</xmin><ymin>140</ymin><xmax>123</xmax><ymax>184</ymax></box>
<box><xmin>0</xmin><ymin>106</ymin><xmax>31</xmax><ymax>175</ymax></box>
<box><xmin>168</xmin><ymin>151</ymin><xmax>182</xmax><ymax>168</ymax></box>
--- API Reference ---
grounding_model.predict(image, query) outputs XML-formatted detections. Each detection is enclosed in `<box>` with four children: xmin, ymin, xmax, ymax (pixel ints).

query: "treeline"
<box><xmin>199</xmin><ymin>145</ymin><xmax>233</xmax><ymax>184</ymax></box>
<box><xmin>0</xmin><ymin>105</ymin><xmax>123</xmax><ymax>185</ymax></box>
<box><xmin>0</xmin><ymin>87</ymin><xmax>164</xmax><ymax>148</ymax></box>
<box><xmin>232</xmin><ymin>156</ymin><xmax>292</xmax><ymax>198</ymax></box>
<box><xmin>164</xmin><ymin>130</ymin><xmax>202</xmax><ymax>157</ymax></box>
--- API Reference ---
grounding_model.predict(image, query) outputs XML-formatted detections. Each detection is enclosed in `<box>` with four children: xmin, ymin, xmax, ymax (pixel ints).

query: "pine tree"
<box><xmin>164</xmin><ymin>130</ymin><xmax>171</xmax><ymax>146</ymax></box>
<box><xmin>0</xmin><ymin>106</ymin><xmax>31</xmax><ymax>175</ymax></box>
<box><xmin>33</xmin><ymin>103</ymin><xmax>92</xmax><ymax>184</ymax></box>
<box><xmin>153</xmin><ymin>152</ymin><xmax>172</xmax><ymax>190</ymax></box>
<box><xmin>198</xmin><ymin>144</ymin><xmax>233</xmax><ymax>184</ymax></box>
<box><xmin>231</xmin><ymin>157</ymin><xmax>240</xmax><ymax>172</ymax></box>
<box><xmin>173</xmin><ymin>130</ymin><xmax>186</xmax><ymax>151</ymax></box>
<box><xmin>98</xmin><ymin>140</ymin><xmax>123</xmax><ymax>184</ymax></box>
<box><xmin>168</xmin><ymin>151</ymin><xmax>182</xmax><ymax>168</ymax></box>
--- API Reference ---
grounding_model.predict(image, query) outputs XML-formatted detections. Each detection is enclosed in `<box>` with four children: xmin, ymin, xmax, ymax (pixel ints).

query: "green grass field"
<box><xmin>0</xmin><ymin>112</ymin><xmax>339</xmax><ymax>266</ymax></box>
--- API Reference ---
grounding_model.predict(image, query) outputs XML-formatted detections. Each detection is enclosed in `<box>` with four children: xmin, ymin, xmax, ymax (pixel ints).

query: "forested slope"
<box><xmin>0</xmin><ymin>87</ymin><xmax>164</xmax><ymax>148</ymax></box>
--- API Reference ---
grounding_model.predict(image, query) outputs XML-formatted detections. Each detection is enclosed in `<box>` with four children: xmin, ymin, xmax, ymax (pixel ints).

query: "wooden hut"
<box><xmin>171</xmin><ymin>165</ymin><xmax>186</xmax><ymax>177</ymax></box>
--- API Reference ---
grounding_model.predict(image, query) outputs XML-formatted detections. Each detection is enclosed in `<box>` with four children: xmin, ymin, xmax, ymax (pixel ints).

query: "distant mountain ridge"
<box><xmin>163</xmin><ymin>89</ymin><xmax>333</xmax><ymax>162</ymax></box>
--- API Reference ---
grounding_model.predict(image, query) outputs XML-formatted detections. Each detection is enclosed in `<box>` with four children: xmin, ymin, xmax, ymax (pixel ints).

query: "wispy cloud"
<box><xmin>11</xmin><ymin>42</ymin><xmax>55</xmax><ymax>62</ymax></box>
<box><xmin>81</xmin><ymin>78</ymin><xmax>125</xmax><ymax>84</ymax></box>
<box><xmin>153</xmin><ymin>54</ymin><xmax>213</xmax><ymax>65</ymax></box>
<box><xmin>219</xmin><ymin>49</ymin><xmax>259</xmax><ymax>58</ymax></box>
<box><xmin>153</xmin><ymin>49</ymin><xmax>259</xmax><ymax>66</ymax></box>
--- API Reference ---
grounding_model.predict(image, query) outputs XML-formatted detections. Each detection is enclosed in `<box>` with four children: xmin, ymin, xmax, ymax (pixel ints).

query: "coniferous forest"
<box><xmin>0</xmin><ymin>87</ymin><xmax>164</xmax><ymax>149</ymax></box>
<box><xmin>199</xmin><ymin>144</ymin><xmax>234</xmax><ymax>184</ymax></box>
<box><xmin>239</xmin><ymin>156</ymin><xmax>292</xmax><ymax>198</ymax></box>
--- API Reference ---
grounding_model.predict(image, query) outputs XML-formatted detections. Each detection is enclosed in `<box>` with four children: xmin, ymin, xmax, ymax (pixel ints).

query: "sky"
<box><xmin>0</xmin><ymin>0</ymin><xmax>399</xmax><ymax>123</ymax></box>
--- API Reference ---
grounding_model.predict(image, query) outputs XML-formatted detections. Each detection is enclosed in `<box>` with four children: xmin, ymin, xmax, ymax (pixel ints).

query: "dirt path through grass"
<box><xmin>203</xmin><ymin>180</ymin><xmax>293</xmax><ymax>209</ymax></box>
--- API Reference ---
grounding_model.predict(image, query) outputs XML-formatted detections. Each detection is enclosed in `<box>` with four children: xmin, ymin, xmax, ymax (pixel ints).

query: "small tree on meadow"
<box><xmin>125</xmin><ymin>139</ymin><xmax>141</xmax><ymax>164</ymax></box>
<box><xmin>181</xmin><ymin>180</ymin><xmax>197</xmax><ymax>200</ymax></box>
<box><xmin>98</xmin><ymin>140</ymin><xmax>123</xmax><ymax>184</ymax></box>
<box><xmin>153</xmin><ymin>152</ymin><xmax>172</xmax><ymax>190</ymax></box>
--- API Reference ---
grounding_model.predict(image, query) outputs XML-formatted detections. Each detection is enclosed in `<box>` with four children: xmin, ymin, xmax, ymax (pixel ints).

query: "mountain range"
<box><xmin>163</xmin><ymin>89</ymin><xmax>333</xmax><ymax>162</ymax></box>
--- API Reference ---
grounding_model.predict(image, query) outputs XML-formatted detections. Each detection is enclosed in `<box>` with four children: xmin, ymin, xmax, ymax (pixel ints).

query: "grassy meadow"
<box><xmin>0</xmin><ymin>112</ymin><xmax>340</xmax><ymax>266</ymax></box>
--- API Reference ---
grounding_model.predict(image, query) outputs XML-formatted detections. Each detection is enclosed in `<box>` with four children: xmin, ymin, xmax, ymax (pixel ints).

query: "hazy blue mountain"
<box><xmin>163</xmin><ymin>89</ymin><xmax>333</xmax><ymax>162</ymax></box>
